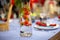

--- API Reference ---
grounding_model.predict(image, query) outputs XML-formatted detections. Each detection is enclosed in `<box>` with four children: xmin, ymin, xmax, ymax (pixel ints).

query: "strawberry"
<box><xmin>24</xmin><ymin>20</ymin><xmax>32</xmax><ymax>26</ymax></box>
<box><xmin>25</xmin><ymin>23</ymin><xmax>32</xmax><ymax>26</ymax></box>
<box><xmin>36</xmin><ymin>21</ymin><xmax>40</xmax><ymax>25</ymax></box>
<box><xmin>23</xmin><ymin>8</ymin><xmax>27</xmax><ymax>11</ymax></box>
<box><xmin>24</xmin><ymin>11</ymin><xmax>30</xmax><ymax>15</ymax></box>
<box><xmin>23</xmin><ymin>15</ymin><xmax>29</xmax><ymax>19</ymax></box>
<box><xmin>39</xmin><ymin>23</ymin><xmax>42</xmax><ymax>26</ymax></box>
<box><xmin>49</xmin><ymin>24</ymin><xmax>56</xmax><ymax>26</ymax></box>
<box><xmin>36</xmin><ymin>21</ymin><xmax>47</xmax><ymax>26</ymax></box>
<box><xmin>24</xmin><ymin>20</ymin><xmax>29</xmax><ymax>25</ymax></box>
<box><xmin>36</xmin><ymin>21</ymin><xmax>42</xmax><ymax>26</ymax></box>
<box><xmin>41</xmin><ymin>23</ymin><xmax>47</xmax><ymax>27</ymax></box>
<box><xmin>24</xmin><ymin>23</ymin><xmax>31</xmax><ymax>26</ymax></box>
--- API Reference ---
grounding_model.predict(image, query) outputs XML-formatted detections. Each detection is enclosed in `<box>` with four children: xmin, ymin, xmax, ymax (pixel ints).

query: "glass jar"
<box><xmin>20</xmin><ymin>17</ymin><xmax>32</xmax><ymax>37</ymax></box>
<box><xmin>20</xmin><ymin>2</ymin><xmax>32</xmax><ymax>37</ymax></box>
<box><xmin>20</xmin><ymin>25</ymin><xmax>32</xmax><ymax>37</ymax></box>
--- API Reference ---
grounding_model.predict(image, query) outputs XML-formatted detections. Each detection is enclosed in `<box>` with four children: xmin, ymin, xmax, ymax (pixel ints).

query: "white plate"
<box><xmin>34</xmin><ymin>24</ymin><xmax>59</xmax><ymax>30</ymax></box>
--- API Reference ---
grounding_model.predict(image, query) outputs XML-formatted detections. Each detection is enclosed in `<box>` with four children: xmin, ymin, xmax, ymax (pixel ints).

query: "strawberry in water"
<box><xmin>24</xmin><ymin>20</ymin><xmax>29</xmax><ymax>26</ymax></box>
<box><xmin>23</xmin><ymin>15</ymin><xmax>29</xmax><ymax>19</ymax></box>
<box><xmin>24</xmin><ymin>11</ymin><xmax>30</xmax><ymax>15</ymax></box>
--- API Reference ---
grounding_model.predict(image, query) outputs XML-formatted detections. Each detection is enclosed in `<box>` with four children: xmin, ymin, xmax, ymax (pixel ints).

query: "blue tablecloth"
<box><xmin>0</xmin><ymin>18</ymin><xmax>60</xmax><ymax>40</ymax></box>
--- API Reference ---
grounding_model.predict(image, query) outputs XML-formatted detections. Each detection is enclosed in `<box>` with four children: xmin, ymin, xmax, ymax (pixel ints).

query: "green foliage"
<box><xmin>15</xmin><ymin>0</ymin><xmax>22</xmax><ymax>18</ymax></box>
<box><xmin>15</xmin><ymin>0</ymin><xmax>22</xmax><ymax>8</ymax></box>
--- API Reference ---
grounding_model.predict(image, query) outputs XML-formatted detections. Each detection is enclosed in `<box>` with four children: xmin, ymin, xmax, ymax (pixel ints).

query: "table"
<box><xmin>0</xmin><ymin>17</ymin><xmax>60</xmax><ymax>40</ymax></box>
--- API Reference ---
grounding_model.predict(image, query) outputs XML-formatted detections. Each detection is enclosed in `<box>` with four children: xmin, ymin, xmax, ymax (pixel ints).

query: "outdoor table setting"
<box><xmin>0</xmin><ymin>4</ymin><xmax>60</xmax><ymax>40</ymax></box>
<box><xmin>0</xmin><ymin>0</ymin><xmax>60</xmax><ymax>40</ymax></box>
<box><xmin>0</xmin><ymin>16</ymin><xmax>60</xmax><ymax>40</ymax></box>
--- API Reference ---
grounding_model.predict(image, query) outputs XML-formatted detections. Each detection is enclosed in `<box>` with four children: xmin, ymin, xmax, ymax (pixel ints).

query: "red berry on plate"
<box><xmin>36</xmin><ymin>21</ymin><xmax>41</xmax><ymax>25</ymax></box>
<box><xmin>49</xmin><ymin>24</ymin><xmax>56</xmax><ymax>26</ymax></box>
<box><xmin>41</xmin><ymin>23</ymin><xmax>47</xmax><ymax>27</ymax></box>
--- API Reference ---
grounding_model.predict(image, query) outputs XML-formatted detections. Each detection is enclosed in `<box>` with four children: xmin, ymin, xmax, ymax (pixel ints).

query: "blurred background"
<box><xmin>0</xmin><ymin>0</ymin><xmax>60</xmax><ymax>21</ymax></box>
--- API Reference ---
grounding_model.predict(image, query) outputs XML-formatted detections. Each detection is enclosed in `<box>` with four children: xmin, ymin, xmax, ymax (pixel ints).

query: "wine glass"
<box><xmin>40</xmin><ymin>13</ymin><xmax>47</xmax><ymax>23</ymax></box>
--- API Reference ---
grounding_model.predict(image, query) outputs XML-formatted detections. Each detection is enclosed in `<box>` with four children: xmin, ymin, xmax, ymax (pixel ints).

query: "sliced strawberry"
<box><xmin>36</xmin><ymin>21</ymin><xmax>41</xmax><ymax>25</ymax></box>
<box><xmin>41</xmin><ymin>23</ymin><xmax>47</xmax><ymax>27</ymax></box>
<box><xmin>36</xmin><ymin>22</ymin><xmax>47</xmax><ymax>27</ymax></box>
<box><xmin>49</xmin><ymin>24</ymin><xmax>56</xmax><ymax>26</ymax></box>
